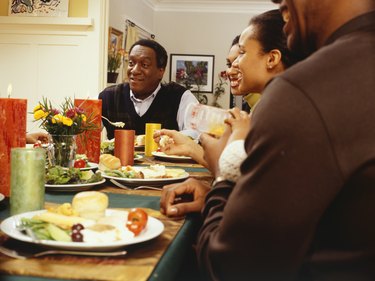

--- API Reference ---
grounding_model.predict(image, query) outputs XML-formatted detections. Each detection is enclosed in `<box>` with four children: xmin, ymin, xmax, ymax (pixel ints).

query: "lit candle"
<box><xmin>0</xmin><ymin>97</ymin><xmax>27</xmax><ymax>197</ymax></box>
<box><xmin>7</xmin><ymin>84</ymin><xmax>12</xmax><ymax>98</ymax></box>
<box><xmin>74</xmin><ymin>98</ymin><xmax>102</xmax><ymax>163</ymax></box>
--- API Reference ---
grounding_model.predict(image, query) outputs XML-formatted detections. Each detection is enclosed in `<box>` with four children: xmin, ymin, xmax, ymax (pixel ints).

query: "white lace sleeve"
<box><xmin>218</xmin><ymin>140</ymin><xmax>247</xmax><ymax>182</ymax></box>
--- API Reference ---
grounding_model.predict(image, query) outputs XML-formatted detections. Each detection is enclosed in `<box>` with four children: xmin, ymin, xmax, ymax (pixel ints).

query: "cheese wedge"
<box><xmin>33</xmin><ymin>211</ymin><xmax>92</xmax><ymax>230</ymax></box>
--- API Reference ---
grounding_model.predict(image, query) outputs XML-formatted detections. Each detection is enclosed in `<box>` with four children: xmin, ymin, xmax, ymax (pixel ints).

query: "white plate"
<box><xmin>0</xmin><ymin>193</ymin><xmax>4</xmax><ymax>202</ymax></box>
<box><xmin>152</xmin><ymin>151</ymin><xmax>192</xmax><ymax>161</ymax></box>
<box><xmin>0</xmin><ymin>209</ymin><xmax>164</xmax><ymax>251</ymax></box>
<box><xmin>80</xmin><ymin>162</ymin><xmax>99</xmax><ymax>171</ymax></box>
<box><xmin>102</xmin><ymin>168</ymin><xmax>189</xmax><ymax>187</ymax></box>
<box><xmin>45</xmin><ymin>179</ymin><xmax>106</xmax><ymax>192</ymax></box>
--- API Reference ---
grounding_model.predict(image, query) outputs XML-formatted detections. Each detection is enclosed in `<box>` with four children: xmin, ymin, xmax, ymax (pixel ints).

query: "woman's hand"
<box><xmin>225</xmin><ymin>107</ymin><xmax>251</xmax><ymax>144</ymax></box>
<box><xmin>199</xmin><ymin>128</ymin><xmax>231</xmax><ymax>175</ymax></box>
<box><xmin>160</xmin><ymin>178</ymin><xmax>211</xmax><ymax>217</ymax></box>
<box><xmin>26</xmin><ymin>132</ymin><xmax>50</xmax><ymax>144</ymax></box>
<box><xmin>153</xmin><ymin>129</ymin><xmax>207</xmax><ymax>166</ymax></box>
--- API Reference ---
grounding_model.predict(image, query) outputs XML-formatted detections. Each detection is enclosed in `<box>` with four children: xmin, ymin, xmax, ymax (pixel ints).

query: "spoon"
<box><xmin>101</xmin><ymin>116</ymin><xmax>125</xmax><ymax>128</ymax></box>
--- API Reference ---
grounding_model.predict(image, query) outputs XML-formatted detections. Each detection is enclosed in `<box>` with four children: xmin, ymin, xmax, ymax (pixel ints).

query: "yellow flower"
<box><xmin>33</xmin><ymin>104</ymin><xmax>43</xmax><ymax>113</ymax></box>
<box><xmin>62</xmin><ymin>116</ymin><xmax>73</xmax><ymax>126</ymax></box>
<box><xmin>33</xmin><ymin>109</ymin><xmax>47</xmax><ymax>120</ymax></box>
<box><xmin>81</xmin><ymin>114</ymin><xmax>87</xmax><ymax>122</ymax></box>
<box><xmin>52</xmin><ymin>114</ymin><xmax>63</xmax><ymax>124</ymax></box>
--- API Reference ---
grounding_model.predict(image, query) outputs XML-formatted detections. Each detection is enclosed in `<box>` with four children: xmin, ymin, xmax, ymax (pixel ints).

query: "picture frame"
<box><xmin>8</xmin><ymin>0</ymin><xmax>69</xmax><ymax>17</ymax></box>
<box><xmin>108</xmin><ymin>27</ymin><xmax>123</xmax><ymax>53</ymax></box>
<box><xmin>170</xmin><ymin>54</ymin><xmax>215</xmax><ymax>93</ymax></box>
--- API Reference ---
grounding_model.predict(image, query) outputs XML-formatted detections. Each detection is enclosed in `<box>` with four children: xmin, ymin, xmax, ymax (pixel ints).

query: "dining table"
<box><xmin>0</xmin><ymin>155</ymin><xmax>212</xmax><ymax>281</ymax></box>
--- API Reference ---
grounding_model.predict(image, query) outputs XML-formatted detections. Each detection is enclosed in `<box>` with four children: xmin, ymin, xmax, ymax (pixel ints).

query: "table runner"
<box><xmin>0</xmin><ymin>193</ymin><xmax>186</xmax><ymax>281</ymax></box>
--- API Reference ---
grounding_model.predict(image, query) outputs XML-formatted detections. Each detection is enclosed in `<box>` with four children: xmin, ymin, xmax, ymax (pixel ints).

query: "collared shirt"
<box><xmin>130</xmin><ymin>83</ymin><xmax>199</xmax><ymax>139</ymax></box>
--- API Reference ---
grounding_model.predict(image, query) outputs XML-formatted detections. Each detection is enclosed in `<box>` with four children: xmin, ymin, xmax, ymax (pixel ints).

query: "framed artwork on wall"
<box><xmin>170</xmin><ymin>54</ymin><xmax>215</xmax><ymax>93</ymax></box>
<box><xmin>8</xmin><ymin>0</ymin><xmax>69</xmax><ymax>17</ymax></box>
<box><xmin>107</xmin><ymin>27</ymin><xmax>124</xmax><ymax>83</ymax></box>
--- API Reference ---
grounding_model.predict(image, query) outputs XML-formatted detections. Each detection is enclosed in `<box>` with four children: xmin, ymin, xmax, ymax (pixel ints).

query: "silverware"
<box><xmin>110</xmin><ymin>179</ymin><xmax>162</xmax><ymax>191</ymax></box>
<box><xmin>0</xmin><ymin>245</ymin><xmax>127</xmax><ymax>259</ymax></box>
<box><xmin>101</xmin><ymin>116</ymin><xmax>125</xmax><ymax>128</ymax></box>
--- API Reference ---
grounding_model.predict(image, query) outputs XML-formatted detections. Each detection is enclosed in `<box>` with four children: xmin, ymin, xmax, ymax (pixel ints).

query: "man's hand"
<box><xmin>160</xmin><ymin>178</ymin><xmax>211</xmax><ymax>217</ymax></box>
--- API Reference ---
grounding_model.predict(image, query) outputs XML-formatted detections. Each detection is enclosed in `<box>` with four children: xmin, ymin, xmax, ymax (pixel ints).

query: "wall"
<box><xmin>155</xmin><ymin>11</ymin><xmax>252</xmax><ymax>108</ymax></box>
<box><xmin>0</xmin><ymin>0</ymin><xmax>107</xmax><ymax>133</ymax></box>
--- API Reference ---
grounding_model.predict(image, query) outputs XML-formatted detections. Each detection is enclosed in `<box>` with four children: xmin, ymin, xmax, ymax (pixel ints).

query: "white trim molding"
<box><xmin>142</xmin><ymin>0</ymin><xmax>276</xmax><ymax>13</ymax></box>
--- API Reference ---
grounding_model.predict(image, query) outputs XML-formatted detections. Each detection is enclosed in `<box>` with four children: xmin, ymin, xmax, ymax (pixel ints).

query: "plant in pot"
<box><xmin>107</xmin><ymin>47</ymin><xmax>124</xmax><ymax>83</ymax></box>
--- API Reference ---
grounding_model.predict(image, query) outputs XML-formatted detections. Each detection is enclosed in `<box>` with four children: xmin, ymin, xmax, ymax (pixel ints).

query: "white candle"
<box><xmin>7</xmin><ymin>84</ymin><xmax>12</xmax><ymax>98</ymax></box>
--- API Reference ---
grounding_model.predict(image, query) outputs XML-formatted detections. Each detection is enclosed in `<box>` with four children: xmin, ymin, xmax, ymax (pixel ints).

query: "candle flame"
<box><xmin>7</xmin><ymin>84</ymin><xmax>12</xmax><ymax>98</ymax></box>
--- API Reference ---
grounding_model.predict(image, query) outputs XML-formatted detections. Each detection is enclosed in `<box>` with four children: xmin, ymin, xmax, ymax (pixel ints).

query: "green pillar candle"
<box><xmin>10</xmin><ymin>148</ymin><xmax>45</xmax><ymax>216</ymax></box>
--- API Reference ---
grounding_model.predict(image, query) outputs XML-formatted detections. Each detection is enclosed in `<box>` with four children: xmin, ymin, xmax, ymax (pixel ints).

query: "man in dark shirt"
<box><xmin>99</xmin><ymin>39</ymin><xmax>198</xmax><ymax>139</ymax></box>
<box><xmin>195</xmin><ymin>1</ymin><xmax>375</xmax><ymax>280</ymax></box>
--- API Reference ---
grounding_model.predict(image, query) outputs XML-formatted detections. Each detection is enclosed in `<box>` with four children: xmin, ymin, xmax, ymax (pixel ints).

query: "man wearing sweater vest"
<box><xmin>99</xmin><ymin>39</ymin><xmax>198</xmax><ymax>140</ymax></box>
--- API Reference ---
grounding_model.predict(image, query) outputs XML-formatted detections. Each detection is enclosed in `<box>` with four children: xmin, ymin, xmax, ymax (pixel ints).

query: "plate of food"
<box><xmin>151</xmin><ymin>151</ymin><xmax>193</xmax><ymax>161</ymax></box>
<box><xmin>45</xmin><ymin>166</ymin><xmax>104</xmax><ymax>192</ymax></box>
<box><xmin>45</xmin><ymin>179</ymin><xmax>106</xmax><ymax>192</ymax></box>
<box><xmin>0</xmin><ymin>204</ymin><xmax>164</xmax><ymax>251</ymax></box>
<box><xmin>101</xmin><ymin>164</ymin><xmax>189</xmax><ymax>187</ymax></box>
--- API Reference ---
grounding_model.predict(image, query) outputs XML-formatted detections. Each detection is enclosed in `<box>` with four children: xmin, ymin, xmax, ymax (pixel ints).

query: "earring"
<box><xmin>267</xmin><ymin>64</ymin><xmax>273</xmax><ymax>70</ymax></box>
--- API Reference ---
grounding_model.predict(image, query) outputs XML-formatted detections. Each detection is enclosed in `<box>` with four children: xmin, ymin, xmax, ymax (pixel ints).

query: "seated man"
<box><xmin>99</xmin><ymin>39</ymin><xmax>198</xmax><ymax>139</ymax></box>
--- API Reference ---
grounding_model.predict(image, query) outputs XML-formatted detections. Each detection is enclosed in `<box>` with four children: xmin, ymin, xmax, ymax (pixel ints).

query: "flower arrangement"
<box><xmin>212</xmin><ymin>71</ymin><xmax>228</xmax><ymax>108</ymax></box>
<box><xmin>108</xmin><ymin>47</ymin><xmax>125</xmax><ymax>73</ymax></box>
<box><xmin>33</xmin><ymin>97</ymin><xmax>97</xmax><ymax>136</ymax></box>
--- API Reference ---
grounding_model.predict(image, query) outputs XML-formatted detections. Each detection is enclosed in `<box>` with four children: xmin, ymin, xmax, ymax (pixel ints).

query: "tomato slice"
<box><xmin>126</xmin><ymin>208</ymin><xmax>148</xmax><ymax>236</ymax></box>
<box><xmin>128</xmin><ymin>208</ymin><xmax>148</xmax><ymax>226</ymax></box>
<box><xmin>126</xmin><ymin>221</ymin><xmax>144</xmax><ymax>236</ymax></box>
<box><xmin>74</xmin><ymin>159</ymin><xmax>86</xmax><ymax>168</ymax></box>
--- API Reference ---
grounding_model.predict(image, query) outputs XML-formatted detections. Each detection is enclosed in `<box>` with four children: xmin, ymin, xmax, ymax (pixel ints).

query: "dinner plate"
<box><xmin>0</xmin><ymin>193</ymin><xmax>4</xmax><ymax>202</ymax></box>
<box><xmin>45</xmin><ymin>179</ymin><xmax>106</xmax><ymax>192</ymax></box>
<box><xmin>0</xmin><ymin>209</ymin><xmax>164</xmax><ymax>251</ymax></box>
<box><xmin>80</xmin><ymin>162</ymin><xmax>99</xmax><ymax>171</ymax></box>
<box><xmin>152</xmin><ymin>151</ymin><xmax>192</xmax><ymax>161</ymax></box>
<box><xmin>102</xmin><ymin>168</ymin><xmax>189</xmax><ymax>187</ymax></box>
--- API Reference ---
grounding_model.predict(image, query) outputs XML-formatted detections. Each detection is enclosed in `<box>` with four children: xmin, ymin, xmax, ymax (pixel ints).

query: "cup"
<box><xmin>184</xmin><ymin>103</ymin><xmax>231</xmax><ymax>137</ymax></box>
<box><xmin>145</xmin><ymin>123</ymin><xmax>161</xmax><ymax>156</ymax></box>
<box><xmin>114</xmin><ymin>130</ymin><xmax>135</xmax><ymax>166</ymax></box>
<box><xmin>10</xmin><ymin>148</ymin><xmax>45</xmax><ymax>215</ymax></box>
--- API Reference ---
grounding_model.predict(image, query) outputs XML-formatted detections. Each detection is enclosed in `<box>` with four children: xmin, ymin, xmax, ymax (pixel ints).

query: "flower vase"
<box><xmin>50</xmin><ymin>135</ymin><xmax>77</xmax><ymax>168</ymax></box>
<box><xmin>107</xmin><ymin>72</ymin><xmax>119</xmax><ymax>83</ymax></box>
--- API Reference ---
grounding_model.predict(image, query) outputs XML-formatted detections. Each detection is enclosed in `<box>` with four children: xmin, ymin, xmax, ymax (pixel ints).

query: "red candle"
<box><xmin>0</xmin><ymin>98</ymin><xmax>27</xmax><ymax>197</ymax></box>
<box><xmin>74</xmin><ymin>99</ymin><xmax>102</xmax><ymax>163</ymax></box>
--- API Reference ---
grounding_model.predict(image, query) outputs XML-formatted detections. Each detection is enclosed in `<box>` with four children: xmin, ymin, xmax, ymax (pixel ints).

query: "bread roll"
<box><xmin>159</xmin><ymin>135</ymin><xmax>172</xmax><ymax>148</ymax></box>
<box><xmin>72</xmin><ymin>191</ymin><xmax>109</xmax><ymax>220</ymax></box>
<box><xmin>135</xmin><ymin>135</ymin><xmax>145</xmax><ymax>146</ymax></box>
<box><xmin>99</xmin><ymin>154</ymin><xmax>121</xmax><ymax>171</ymax></box>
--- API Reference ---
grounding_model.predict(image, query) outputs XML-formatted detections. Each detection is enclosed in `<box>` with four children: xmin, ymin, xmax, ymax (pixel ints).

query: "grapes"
<box><xmin>72</xmin><ymin>223</ymin><xmax>84</xmax><ymax>232</ymax></box>
<box><xmin>71</xmin><ymin>223</ymin><xmax>84</xmax><ymax>242</ymax></box>
<box><xmin>71</xmin><ymin>232</ymin><xmax>83</xmax><ymax>242</ymax></box>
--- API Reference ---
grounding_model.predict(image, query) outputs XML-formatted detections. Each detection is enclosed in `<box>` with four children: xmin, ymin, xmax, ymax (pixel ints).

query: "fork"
<box><xmin>0</xmin><ymin>245</ymin><xmax>127</xmax><ymax>259</ymax></box>
<box><xmin>110</xmin><ymin>179</ymin><xmax>162</xmax><ymax>191</ymax></box>
<box><xmin>101</xmin><ymin>116</ymin><xmax>125</xmax><ymax>128</ymax></box>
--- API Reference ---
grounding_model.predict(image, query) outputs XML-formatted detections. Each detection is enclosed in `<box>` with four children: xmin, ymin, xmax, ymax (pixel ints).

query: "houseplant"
<box><xmin>212</xmin><ymin>71</ymin><xmax>228</xmax><ymax>108</ymax></box>
<box><xmin>107</xmin><ymin>48</ymin><xmax>124</xmax><ymax>83</ymax></box>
